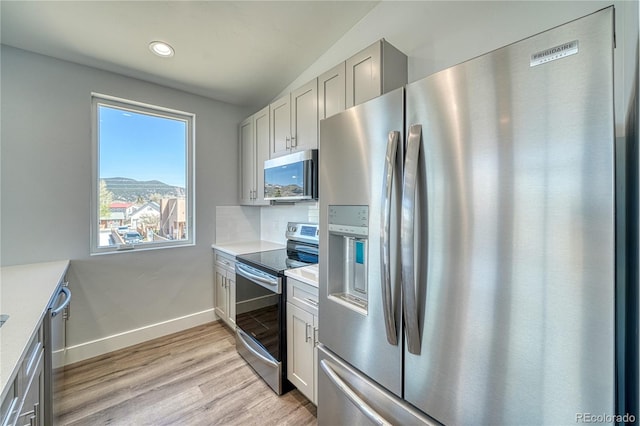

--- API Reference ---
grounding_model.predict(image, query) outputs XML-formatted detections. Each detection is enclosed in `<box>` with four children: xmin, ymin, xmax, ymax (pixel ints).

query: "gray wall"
<box><xmin>1</xmin><ymin>46</ymin><xmax>247</xmax><ymax>349</ymax></box>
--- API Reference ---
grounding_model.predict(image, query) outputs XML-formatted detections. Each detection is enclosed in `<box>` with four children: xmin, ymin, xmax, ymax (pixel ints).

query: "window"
<box><xmin>91</xmin><ymin>94</ymin><xmax>195</xmax><ymax>254</ymax></box>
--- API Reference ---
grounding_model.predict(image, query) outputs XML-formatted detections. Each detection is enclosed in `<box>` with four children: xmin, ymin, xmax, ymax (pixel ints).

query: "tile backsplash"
<box><xmin>215</xmin><ymin>203</ymin><xmax>319</xmax><ymax>244</ymax></box>
<box><xmin>260</xmin><ymin>202</ymin><xmax>319</xmax><ymax>244</ymax></box>
<box><xmin>215</xmin><ymin>206</ymin><xmax>260</xmax><ymax>243</ymax></box>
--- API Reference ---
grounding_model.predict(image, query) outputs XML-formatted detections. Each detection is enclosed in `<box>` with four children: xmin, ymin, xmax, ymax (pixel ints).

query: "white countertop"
<box><xmin>211</xmin><ymin>240</ymin><xmax>285</xmax><ymax>257</ymax></box>
<box><xmin>1</xmin><ymin>260</ymin><xmax>69</xmax><ymax>400</ymax></box>
<box><xmin>285</xmin><ymin>264</ymin><xmax>319</xmax><ymax>288</ymax></box>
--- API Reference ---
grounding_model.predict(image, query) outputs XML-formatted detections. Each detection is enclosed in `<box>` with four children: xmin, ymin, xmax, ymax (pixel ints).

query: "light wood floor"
<box><xmin>57</xmin><ymin>321</ymin><xmax>317</xmax><ymax>425</ymax></box>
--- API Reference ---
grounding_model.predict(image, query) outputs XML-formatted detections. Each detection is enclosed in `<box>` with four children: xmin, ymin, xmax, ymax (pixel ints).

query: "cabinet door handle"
<box><xmin>291</xmin><ymin>136</ymin><xmax>297</xmax><ymax>148</ymax></box>
<box><xmin>32</xmin><ymin>403</ymin><xmax>39</xmax><ymax>426</ymax></box>
<box><xmin>286</xmin><ymin>136</ymin><xmax>291</xmax><ymax>149</ymax></box>
<box><xmin>313</xmin><ymin>327</ymin><xmax>318</xmax><ymax>346</ymax></box>
<box><xmin>305</xmin><ymin>323</ymin><xmax>312</xmax><ymax>343</ymax></box>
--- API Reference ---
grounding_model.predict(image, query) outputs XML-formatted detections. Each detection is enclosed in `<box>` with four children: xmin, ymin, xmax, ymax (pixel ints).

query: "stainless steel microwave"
<box><xmin>264</xmin><ymin>149</ymin><xmax>318</xmax><ymax>201</ymax></box>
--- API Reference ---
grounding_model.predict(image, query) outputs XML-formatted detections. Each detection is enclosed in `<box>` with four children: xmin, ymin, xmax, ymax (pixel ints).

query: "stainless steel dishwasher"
<box><xmin>44</xmin><ymin>280</ymin><xmax>71</xmax><ymax>425</ymax></box>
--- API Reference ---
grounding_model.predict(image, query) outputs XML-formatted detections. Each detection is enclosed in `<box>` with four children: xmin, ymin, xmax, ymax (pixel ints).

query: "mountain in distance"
<box><xmin>264</xmin><ymin>183</ymin><xmax>303</xmax><ymax>198</ymax></box>
<box><xmin>103</xmin><ymin>177</ymin><xmax>185</xmax><ymax>202</ymax></box>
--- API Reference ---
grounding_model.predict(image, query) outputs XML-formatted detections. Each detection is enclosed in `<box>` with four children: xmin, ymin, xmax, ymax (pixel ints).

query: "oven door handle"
<box><xmin>236</xmin><ymin>263</ymin><xmax>279</xmax><ymax>289</ymax></box>
<box><xmin>236</xmin><ymin>328</ymin><xmax>279</xmax><ymax>368</ymax></box>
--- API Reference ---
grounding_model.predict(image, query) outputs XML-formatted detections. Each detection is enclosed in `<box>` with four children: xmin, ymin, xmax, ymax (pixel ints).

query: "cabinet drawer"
<box><xmin>22</xmin><ymin>324</ymin><xmax>43</xmax><ymax>378</ymax></box>
<box><xmin>17</xmin><ymin>349</ymin><xmax>43</xmax><ymax>426</ymax></box>
<box><xmin>1</xmin><ymin>377</ymin><xmax>19</xmax><ymax>426</ymax></box>
<box><xmin>287</xmin><ymin>278</ymin><xmax>318</xmax><ymax>315</ymax></box>
<box><xmin>215</xmin><ymin>252</ymin><xmax>236</xmax><ymax>272</ymax></box>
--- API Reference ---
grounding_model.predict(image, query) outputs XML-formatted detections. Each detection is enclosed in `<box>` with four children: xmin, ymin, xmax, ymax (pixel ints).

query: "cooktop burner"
<box><xmin>236</xmin><ymin>222</ymin><xmax>319</xmax><ymax>274</ymax></box>
<box><xmin>237</xmin><ymin>249</ymin><xmax>291</xmax><ymax>274</ymax></box>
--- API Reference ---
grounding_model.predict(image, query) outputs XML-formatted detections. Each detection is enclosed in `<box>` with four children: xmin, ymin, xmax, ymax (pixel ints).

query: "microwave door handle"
<box><xmin>380</xmin><ymin>130</ymin><xmax>399</xmax><ymax>346</ymax></box>
<box><xmin>402</xmin><ymin>124</ymin><xmax>422</xmax><ymax>355</ymax></box>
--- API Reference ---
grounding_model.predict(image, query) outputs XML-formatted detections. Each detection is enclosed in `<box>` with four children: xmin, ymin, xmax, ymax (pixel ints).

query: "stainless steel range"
<box><xmin>234</xmin><ymin>222</ymin><xmax>319</xmax><ymax>395</ymax></box>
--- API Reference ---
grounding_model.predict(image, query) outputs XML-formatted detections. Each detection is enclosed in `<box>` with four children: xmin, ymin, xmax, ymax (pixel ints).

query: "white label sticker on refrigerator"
<box><xmin>530</xmin><ymin>40</ymin><xmax>578</xmax><ymax>67</ymax></box>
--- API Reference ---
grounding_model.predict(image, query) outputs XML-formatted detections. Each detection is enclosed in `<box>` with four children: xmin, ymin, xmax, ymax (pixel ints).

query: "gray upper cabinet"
<box><xmin>318</xmin><ymin>62</ymin><xmax>346</xmax><ymax>120</ymax></box>
<box><xmin>270</xmin><ymin>78</ymin><xmax>318</xmax><ymax>159</ymax></box>
<box><xmin>290</xmin><ymin>78</ymin><xmax>318</xmax><ymax>152</ymax></box>
<box><xmin>269</xmin><ymin>94</ymin><xmax>291</xmax><ymax>158</ymax></box>
<box><xmin>254</xmin><ymin>106</ymin><xmax>269</xmax><ymax>204</ymax></box>
<box><xmin>239</xmin><ymin>106</ymin><xmax>270</xmax><ymax>206</ymax></box>
<box><xmin>239</xmin><ymin>39</ymin><xmax>406</xmax><ymax>185</ymax></box>
<box><xmin>239</xmin><ymin>116</ymin><xmax>254</xmax><ymax>205</ymax></box>
<box><xmin>346</xmin><ymin>39</ymin><xmax>408</xmax><ymax>108</ymax></box>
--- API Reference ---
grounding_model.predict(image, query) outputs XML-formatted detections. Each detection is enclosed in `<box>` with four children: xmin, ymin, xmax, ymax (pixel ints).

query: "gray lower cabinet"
<box><xmin>214</xmin><ymin>250</ymin><xmax>236</xmax><ymax>329</ymax></box>
<box><xmin>0</xmin><ymin>380</ymin><xmax>18</xmax><ymax>426</ymax></box>
<box><xmin>1</xmin><ymin>324</ymin><xmax>44</xmax><ymax>426</ymax></box>
<box><xmin>286</xmin><ymin>277</ymin><xmax>319</xmax><ymax>404</ymax></box>
<box><xmin>0</xmin><ymin>262</ymin><xmax>69</xmax><ymax>426</ymax></box>
<box><xmin>16</xmin><ymin>351</ymin><xmax>43</xmax><ymax>426</ymax></box>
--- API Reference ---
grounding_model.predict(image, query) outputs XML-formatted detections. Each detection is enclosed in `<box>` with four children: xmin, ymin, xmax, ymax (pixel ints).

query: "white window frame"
<box><xmin>90</xmin><ymin>93</ymin><xmax>196</xmax><ymax>255</ymax></box>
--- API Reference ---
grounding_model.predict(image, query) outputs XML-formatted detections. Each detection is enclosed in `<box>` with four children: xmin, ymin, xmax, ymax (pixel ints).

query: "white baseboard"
<box><xmin>64</xmin><ymin>309</ymin><xmax>217</xmax><ymax>365</ymax></box>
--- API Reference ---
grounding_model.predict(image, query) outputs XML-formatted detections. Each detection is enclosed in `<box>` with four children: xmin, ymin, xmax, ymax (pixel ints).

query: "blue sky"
<box><xmin>99</xmin><ymin>105</ymin><xmax>187</xmax><ymax>188</ymax></box>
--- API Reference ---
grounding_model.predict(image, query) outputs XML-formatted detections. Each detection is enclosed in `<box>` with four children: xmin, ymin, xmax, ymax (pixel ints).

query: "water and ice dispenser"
<box><xmin>327</xmin><ymin>205</ymin><xmax>369</xmax><ymax>314</ymax></box>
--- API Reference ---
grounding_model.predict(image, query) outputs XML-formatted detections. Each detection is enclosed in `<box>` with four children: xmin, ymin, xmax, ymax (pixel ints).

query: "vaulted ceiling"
<box><xmin>1</xmin><ymin>1</ymin><xmax>379</xmax><ymax>107</ymax></box>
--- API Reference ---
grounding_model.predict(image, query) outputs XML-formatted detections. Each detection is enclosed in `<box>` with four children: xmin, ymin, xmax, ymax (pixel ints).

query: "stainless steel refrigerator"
<box><xmin>318</xmin><ymin>7</ymin><xmax>624</xmax><ymax>425</ymax></box>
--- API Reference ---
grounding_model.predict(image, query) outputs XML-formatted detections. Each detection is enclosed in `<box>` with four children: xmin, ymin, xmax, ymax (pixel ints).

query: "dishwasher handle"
<box><xmin>51</xmin><ymin>286</ymin><xmax>71</xmax><ymax>317</ymax></box>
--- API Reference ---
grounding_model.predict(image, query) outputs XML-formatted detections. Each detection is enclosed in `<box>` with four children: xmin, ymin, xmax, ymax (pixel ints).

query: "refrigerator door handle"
<box><xmin>320</xmin><ymin>359</ymin><xmax>393</xmax><ymax>426</ymax></box>
<box><xmin>380</xmin><ymin>130</ymin><xmax>399</xmax><ymax>346</ymax></box>
<box><xmin>401</xmin><ymin>124</ymin><xmax>422</xmax><ymax>354</ymax></box>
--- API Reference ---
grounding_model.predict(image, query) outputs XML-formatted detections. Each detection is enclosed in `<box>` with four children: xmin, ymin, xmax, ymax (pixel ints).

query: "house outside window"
<box><xmin>91</xmin><ymin>94</ymin><xmax>195</xmax><ymax>254</ymax></box>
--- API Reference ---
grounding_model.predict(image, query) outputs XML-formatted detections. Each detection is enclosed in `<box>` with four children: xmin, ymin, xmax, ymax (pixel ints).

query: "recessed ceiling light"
<box><xmin>149</xmin><ymin>41</ymin><xmax>174</xmax><ymax>58</ymax></box>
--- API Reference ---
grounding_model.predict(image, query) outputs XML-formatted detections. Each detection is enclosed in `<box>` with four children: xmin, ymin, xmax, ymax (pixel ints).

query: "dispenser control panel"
<box><xmin>328</xmin><ymin>205</ymin><xmax>369</xmax><ymax>236</ymax></box>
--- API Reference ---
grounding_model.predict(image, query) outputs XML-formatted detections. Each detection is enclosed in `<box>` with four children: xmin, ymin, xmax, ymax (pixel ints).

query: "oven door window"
<box><xmin>235</xmin><ymin>272</ymin><xmax>281</xmax><ymax>360</ymax></box>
